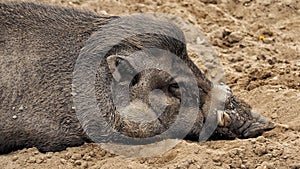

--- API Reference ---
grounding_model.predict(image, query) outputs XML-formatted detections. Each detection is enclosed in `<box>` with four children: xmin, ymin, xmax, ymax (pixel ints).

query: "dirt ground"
<box><xmin>1</xmin><ymin>0</ymin><xmax>299</xmax><ymax>168</ymax></box>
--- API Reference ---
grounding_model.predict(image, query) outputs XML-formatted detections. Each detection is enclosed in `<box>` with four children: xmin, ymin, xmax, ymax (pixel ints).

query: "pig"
<box><xmin>0</xmin><ymin>2</ymin><xmax>275</xmax><ymax>154</ymax></box>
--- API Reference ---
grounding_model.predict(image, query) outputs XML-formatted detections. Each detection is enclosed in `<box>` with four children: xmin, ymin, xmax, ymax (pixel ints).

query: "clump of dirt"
<box><xmin>1</xmin><ymin>0</ymin><xmax>299</xmax><ymax>168</ymax></box>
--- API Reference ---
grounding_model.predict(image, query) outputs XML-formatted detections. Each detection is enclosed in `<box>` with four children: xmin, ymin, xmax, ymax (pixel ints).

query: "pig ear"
<box><xmin>106</xmin><ymin>55</ymin><xmax>137</xmax><ymax>82</ymax></box>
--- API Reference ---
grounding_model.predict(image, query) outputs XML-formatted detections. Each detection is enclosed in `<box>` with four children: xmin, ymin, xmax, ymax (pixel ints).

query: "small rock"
<box><xmin>46</xmin><ymin>152</ymin><xmax>53</xmax><ymax>158</ymax></box>
<box><xmin>74</xmin><ymin>160</ymin><xmax>82</xmax><ymax>166</ymax></box>
<box><xmin>27</xmin><ymin>157</ymin><xmax>36</xmax><ymax>163</ymax></box>
<box><xmin>271</xmin><ymin>113</ymin><xmax>278</xmax><ymax>119</ymax></box>
<box><xmin>228</xmin><ymin>32</ymin><xmax>243</xmax><ymax>43</ymax></box>
<box><xmin>223</xmin><ymin>28</ymin><xmax>232</xmax><ymax>37</ymax></box>
<box><xmin>36</xmin><ymin>159</ymin><xmax>43</xmax><ymax>164</ymax></box>
<box><xmin>245</xmin><ymin>64</ymin><xmax>251</xmax><ymax>69</ymax></box>
<box><xmin>82</xmin><ymin>155</ymin><xmax>92</xmax><ymax>161</ymax></box>
<box><xmin>256</xmin><ymin>136</ymin><xmax>266</xmax><ymax>143</ymax></box>
<box><xmin>222</xmin><ymin>163</ymin><xmax>230</xmax><ymax>169</ymax></box>
<box><xmin>244</xmin><ymin>161</ymin><xmax>255</xmax><ymax>169</ymax></box>
<box><xmin>12</xmin><ymin>156</ymin><xmax>18</xmax><ymax>161</ymax></box>
<box><xmin>270</xmin><ymin>147</ymin><xmax>284</xmax><ymax>157</ymax></box>
<box><xmin>71</xmin><ymin>153</ymin><xmax>82</xmax><ymax>160</ymax></box>
<box><xmin>233</xmin><ymin>65</ymin><xmax>243</xmax><ymax>72</ymax></box>
<box><xmin>272</xmin><ymin>76</ymin><xmax>278</xmax><ymax>80</ymax></box>
<box><xmin>99</xmin><ymin>10</ymin><xmax>108</xmax><ymax>15</ymax></box>
<box><xmin>254</xmin><ymin>145</ymin><xmax>267</xmax><ymax>156</ymax></box>
<box><xmin>89</xmin><ymin>151</ymin><xmax>96</xmax><ymax>157</ymax></box>
<box><xmin>229</xmin><ymin>148</ymin><xmax>239</xmax><ymax>158</ymax></box>
<box><xmin>230</xmin><ymin>158</ymin><xmax>242</xmax><ymax>168</ymax></box>
<box><xmin>212</xmin><ymin>155</ymin><xmax>221</xmax><ymax>162</ymax></box>
<box><xmin>263</xmin><ymin>38</ymin><xmax>274</xmax><ymax>44</ymax></box>
<box><xmin>33</xmin><ymin>150</ymin><xmax>40</xmax><ymax>155</ymax></box>
<box><xmin>12</xmin><ymin>115</ymin><xmax>17</xmax><ymax>119</ymax></box>
<box><xmin>247</xmin><ymin>83</ymin><xmax>258</xmax><ymax>91</ymax></box>
<box><xmin>236</xmin><ymin>57</ymin><xmax>244</xmax><ymax>62</ymax></box>
<box><xmin>60</xmin><ymin>158</ymin><xmax>67</xmax><ymax>164</ymax></box>
<box><xmin>65</xmin><ymin>152</ymin><xmax>72</xmax><ymax>159</ymax></box>
<box><xmin>19</xmin><ymin>105</ymin><xmax>24</xmax><ymax>111</ymax></box>
<box><xmin>99</xmin><ymin>150</ymin><xmax>107</xmax><ymax>157</ymax></box>
<box><xmin>39</xmin><ymin>156</ymin><xmax>46</xmax><ymax>161</ymax></box>
<box><xmin>261</xmin><ymin>161</ymin><xmax>275</xmax><ymax>169</ymax></box>
<box><xmin>250</xmin><ymin>138</ymin><xmax>257</xmax><ymax>144</ymax></box>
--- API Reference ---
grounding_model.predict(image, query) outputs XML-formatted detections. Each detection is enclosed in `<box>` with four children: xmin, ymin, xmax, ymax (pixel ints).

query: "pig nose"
<box><xmin>216</xmin><ymin>110</ymin><xmax>275</xmax><ymax>138</ymax></box>
<box><xmin>242</xmin><ymin>111</ymin><xmax>275</xmax><ymax>138</ymax></box>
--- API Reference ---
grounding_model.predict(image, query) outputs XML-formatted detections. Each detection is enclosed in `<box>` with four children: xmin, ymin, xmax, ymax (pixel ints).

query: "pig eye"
<box><xmin>168</xmin><ymin>83</ymin><xmax>179</xmax><ymax>89</ymax></box>
<box><xmin>168</xmin><ymin>83</ymin><xmax>180</xmax><ymax>98</ymax></box>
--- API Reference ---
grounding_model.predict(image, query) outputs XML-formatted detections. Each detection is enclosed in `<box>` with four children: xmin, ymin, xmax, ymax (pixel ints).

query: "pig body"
<box><xmin>0</xmin><ymin>2</ymin><xmax>274</xmax><ymax>154</ymax></box>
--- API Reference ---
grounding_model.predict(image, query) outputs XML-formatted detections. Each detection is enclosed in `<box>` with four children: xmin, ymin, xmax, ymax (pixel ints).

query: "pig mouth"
<box><xmin>216</xmin><ymin>110</ymin><xmax>275</xmax><ymax>139</ymax></box>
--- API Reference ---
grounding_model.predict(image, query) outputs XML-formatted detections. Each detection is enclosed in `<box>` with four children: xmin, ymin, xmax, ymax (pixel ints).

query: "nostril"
<box><xmin>242</xmin><ymin>120</ymin><xmax>275</xmax><ymax>138</ymax></box>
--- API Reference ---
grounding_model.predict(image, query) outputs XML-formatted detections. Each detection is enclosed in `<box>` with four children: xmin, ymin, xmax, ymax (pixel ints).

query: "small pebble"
<box><xmin>33</xmin><ymin>150</ymin><xmax>40</xmax><ymax>155</ymax></box>
<box><xmin>36</xmin><ymin>159</ymin><xmax>43</xmax><ymax>164</ymax></box>
<box><xmin>228</xmin><ymin>32</ymin><xmax>243</xmax><ymax>43</ymax></box>
<box><xmin>12</xmin><ymin>115</ymin><xmax>17</xmax><ymax>119</ymax></box>
<box><xmin>212</xmin><ymin>155</ymin><xmax>221</xmax><ymax>162</ymax></box>
<box><xmin>272</xmin><ymin>76</ymin><xmax>278</xmax><ymax>80</ymax></box>
<box><xmin>75</xmin><ymin>160</ymin><xmax>82</xmax><ymax>166</ymax></box>
<box><xmin>27</xmin><ymin>157</ymin><xmax>36</xmax><ymax>163</ymax></box>
<box><xmin>263</xmin><ymin>38</ymin><xmax>274</xmax><ymax>44</ymax></box>
<box><xmin>60</xmin><ymin>158</ymin><xmax>67</xmax><ymax>164</ymax></box>
<box><xmin>99</xmin><ymin>10</ymin><xmax>108</xmax><ymax>15</ymax></box>
<box><xmin>230</xmin><ymin>158</ymin><xmax>242</xmax><ymax>168</ymax></box>
<box><xmin>254</xmin><ymin>146</ymin><xmax>267</xmax><ymax>156</ymax></box>
<box><xmin>271</xmin><ymin>113</ymin><xmax>278</xmax><ymax>119</ymax></box>
<box><xmin>82</xmin><ymin>155</ymin><xmax>92</xmax><ymax>161</ymax></box>
<box><xmin>46</xmin><ymin>152</ymin><xmax>53</xmax><ymax>159</ymax></box>
<box><xmin>256</xmin><ymin>136</ymin><xmax>266</xmax><ymax>143</ymax></box>
<box><xmin>233</xmin><ymin>65</ymin><xmax>243</xmax><ymax>72</ymax></box>
<box><xmin>19</xmin><ymin>105</ymin><xmax>24</xmax><ymax>111</ymax></box>
<box><xmin>71</xmin><ymin>153</ymin><xmax>82</xmax><ymax>160</ymax></box>
<box><xmin>262</xmin><ymin>161</ymin><xmax>275</xmax><ymax>169</ymax></box>
<box><xmin>12</xmin><ymin>156</ymin><xmax>18</xmax><ymax>161</ymax></box>
<box><xmin>89</xmin><ymin>151</ymin><xmax>96</xmax><ymax>157</ymax></box>
<box><xmin>65</xmin><ymin>152</ymin><xmax>72</xmax><ymax>159</ymax></box>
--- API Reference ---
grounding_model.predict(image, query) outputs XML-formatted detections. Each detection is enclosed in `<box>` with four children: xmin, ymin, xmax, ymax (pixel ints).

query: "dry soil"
<box><xmin>0</xmin><ymin>0</ymin><xmax>299</xmax><ymax>168</ymax></box>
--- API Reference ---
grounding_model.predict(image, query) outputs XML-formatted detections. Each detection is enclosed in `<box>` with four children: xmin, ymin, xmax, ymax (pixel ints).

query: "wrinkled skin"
<box><xmin>0</xmin><ymin>2</ymin><xmax>274</xmax><ymax>154</ymax></box>
<box><xmin>212</xmin><ymin>93</ymin><xmax>275</xmax><ymax>140</ymax></box>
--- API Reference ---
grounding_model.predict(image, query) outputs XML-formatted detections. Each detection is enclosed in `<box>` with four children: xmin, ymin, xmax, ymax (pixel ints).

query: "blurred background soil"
<box><xmin>0</xmin><ymin>0</ymin><xmax>299</xmax><ymax>168</ymax></box>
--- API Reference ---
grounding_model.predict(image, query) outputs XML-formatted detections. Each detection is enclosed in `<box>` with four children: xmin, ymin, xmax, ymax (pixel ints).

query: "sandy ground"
<box><xmin>1</xmin><ymin>0</ymin><xmax>299</xmax><ymax>168</ymax></box>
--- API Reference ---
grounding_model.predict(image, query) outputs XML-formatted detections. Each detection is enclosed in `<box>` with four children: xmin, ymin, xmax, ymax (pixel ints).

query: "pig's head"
<box><xmin>210</xmin><ymin>86</ymin><xmax>275</xmax><ymax>139</ymax></box>
<box><xmin>73</xmin><ymin>14</ymin><xmax>275</xmax><ymax>145</ymax></box>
